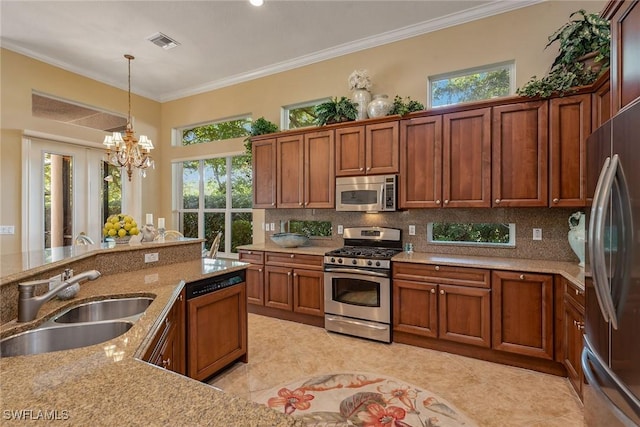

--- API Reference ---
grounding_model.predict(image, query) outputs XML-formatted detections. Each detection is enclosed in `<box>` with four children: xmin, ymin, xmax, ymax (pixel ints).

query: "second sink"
<box><xmin>53</xmin><ymin>297</ymin><xmax>154</xmax><ymax>323</ymax></box>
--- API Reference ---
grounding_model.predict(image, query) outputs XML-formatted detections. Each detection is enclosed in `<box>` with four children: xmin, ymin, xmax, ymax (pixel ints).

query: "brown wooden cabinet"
<box><xmin>239</xmin><ymin>250</ymin><xmax>264</xmax><ymax>306</ymax></box>
<box><xmin>187</xmin><ymin>283</ymin><xmax>247</xmax><ymax>381</ymax></box>
<box><xmin>592</xmin><ymin>72</ymin><xmax>611</xmax><ymax>130</ymax></box>
<box><xmin>549</xmin><ymin>94</ymin><xmax>591</xmax><ymax>207</ymax></box>
<box><xmin>252</xmin><ymin>138</ymin><xmax>277</xmax><ymax>209</ymax></box>
<box><xmin>335</xmin><ymin>121</ymin><xmax>399</xmax><ymax>176</ymax></box>
<box><xmin>276</xmin><ymin>131</ymin><xmax>335</xmax><ymax>209</ymax></box>
<box><xmin>492</xmin><ymin>101</ymin><xmax>549</xmax><ymax>207</ymax></box>
<box><xmin>605</xmin><ymin>0</ymin><xmax>640</xmax><ymax>113</ymax></box>
<box><xmin>143</xmin><ymin>289</ymin><xmax>186</xmax><ymax>375</ymax></box>
<box><xmin>393</xmin><ymin>263</ymin><xmax>491</xmax><ymax>348</ymax></box>
<box><xmin>492</xmin><ymin>271</ymin><xmax>554</xmax><ymax>360</ymax></box>
<box><xmin>560</xmin><ymin>277</ymin><xmax>585</xmax><ymax>399</ymax></box>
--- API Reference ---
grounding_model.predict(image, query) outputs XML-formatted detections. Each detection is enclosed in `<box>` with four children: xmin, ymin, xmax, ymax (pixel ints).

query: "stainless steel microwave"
<box><xmin>335</xmin><ymin>175</ymin><xmax>397</xmax><ymax>212</ymax></box>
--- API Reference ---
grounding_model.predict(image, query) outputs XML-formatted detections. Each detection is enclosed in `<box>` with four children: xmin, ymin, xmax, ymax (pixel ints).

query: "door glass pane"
<box><xmin>102</xmin><ymin>161</ymin><xmax>122</xmax><ymax>224</ymax></box>
<box><xmin>181</xmin><ymin>212</ymin><xmax>199</xmax><ymax>238</ymax></box>
<box><xmin>231</xmin><ymin>155</ymin><xmax>252</xmax><ymax>208</ymax></box>
<box><xmin>204</xmin><ymin>158</ymin><xmax>226</xmax><ymax>209</ymax></box>
<box><xmin>182</xmin><ymin>161</ymin><xmax>200</xmax><ymax>209</ymax></box>
<box><xmin>231</xmin><ymin>212</ymin><xmax>253</xmax><ymax>253</ymax></box>
<box><xmin>205</xmin><ymin>212</ymin><xmax>225</xmax><ymax>251</ymax></box>
<box><xmin>44</xmin><ymin>153</ymin><xmax>73</xmax><ymax>249</ymax></box>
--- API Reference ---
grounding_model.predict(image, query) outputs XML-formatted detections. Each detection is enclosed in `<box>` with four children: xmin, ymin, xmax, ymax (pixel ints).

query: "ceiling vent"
<box><xmin>147</xmin><ymin>32</ymin><xmax>180</xmax><ymax>50</ymax></box>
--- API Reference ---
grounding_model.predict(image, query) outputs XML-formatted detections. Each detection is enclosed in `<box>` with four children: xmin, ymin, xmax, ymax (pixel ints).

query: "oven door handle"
<box><xmin>325</xmin><ymin>315</ymin><xmax>388</xmax><ymax>330</ymax></box>
<box><xmin>324</xmin><ymin>268</ymin><xmax>388</xmax><ymax>278</ymax></box>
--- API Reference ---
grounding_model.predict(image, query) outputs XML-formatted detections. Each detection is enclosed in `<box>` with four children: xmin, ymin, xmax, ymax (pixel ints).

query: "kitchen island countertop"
<box><xmin>0</xmin><ymin>258</ymin><xmax>300</xmax><ymax>427</ymax></box>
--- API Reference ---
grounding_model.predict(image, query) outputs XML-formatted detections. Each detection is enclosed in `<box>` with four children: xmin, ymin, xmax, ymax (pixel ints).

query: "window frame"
<box><xmin>427</xmin><ymin>222</ymin><xmax>516</xmax><ymax>248</ymax></box>
<box><xmin>172</xmin><ymin>114</ymin><xmax>252</xmax><ymax>147</ymax></box>
<box><xmin>427</xmin><ymin>61</ymin><xmax>516</xmax><ymax>108</ymax></box>
<box><xmin>281</xmin><ymin>98</ymin><xmax>330</xmax><ymax>130</ymax></box>
<box><xmin>172</xmin><ymin>151</ymin><xmax>253</xmax><ymax>258</ymax></box>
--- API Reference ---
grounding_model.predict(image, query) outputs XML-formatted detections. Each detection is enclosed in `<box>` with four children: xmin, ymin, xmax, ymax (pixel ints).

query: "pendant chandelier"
<box><xmin>103</xmin><ymin>54</ymin><xmax>154</xmax><ymax>181</ymax></box>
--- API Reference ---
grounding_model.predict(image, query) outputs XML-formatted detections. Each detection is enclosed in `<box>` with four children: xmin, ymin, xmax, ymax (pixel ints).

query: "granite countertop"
<box><xmin>0</xmin><ymin>258</ymin><xmax>300</xmax><ymax>427</ymax></box>
<box><xmin>393</xmin><ymin>252</ymin><xmax>585</xmax><ymax>290</ymax></box>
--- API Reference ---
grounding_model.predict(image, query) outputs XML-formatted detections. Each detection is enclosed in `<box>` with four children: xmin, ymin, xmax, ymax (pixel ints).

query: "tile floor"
<box><xmin>209</xmin><ymin>314</ymin><xmax>584</xmax><ymax>427</ymax></box>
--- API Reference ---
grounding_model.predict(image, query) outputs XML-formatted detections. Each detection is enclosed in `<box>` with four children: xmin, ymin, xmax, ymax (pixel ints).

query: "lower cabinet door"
<box><xmin>438</xmin><ymin>284</ymin><xmax>491</xmax><ymax>348</ymax></box>
<box><xmin>393</xmin><ymin>279</ymin><xmax>438</xmax><ymax>338</ymax></box>
<box><xmin>563</xmin><ymin>296</ymin><xmax>585</xmax><ymax>398</ymax></box>
<box><xmin>264</xmin><ymin>266</ymin><xmax>293</xmax><ymax>310</ymax></box>
<box><xmin>246</xmin><ymin>264</ymin><xmax>264</xmax><ymax>306</ymax></box>
<box><xmin>187</xmin><ymin>284</ymin><xmax>247</xmax><ymax>381</ymax></box>
<box><xmin>292</xmin><ymin>269</ymin><xmax>324</xmax><ymax>316</ymax></box>
<box><xmin>492</xmin><ymin>271</ymin><xmax>554</xmax><ymax>359</ymax></box>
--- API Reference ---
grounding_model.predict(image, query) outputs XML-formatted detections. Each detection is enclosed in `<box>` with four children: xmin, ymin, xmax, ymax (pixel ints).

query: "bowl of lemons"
<box><xmin>103</xmin><ymin>214</ymin><xmax>140</xmax><ymax>244</ymax></box>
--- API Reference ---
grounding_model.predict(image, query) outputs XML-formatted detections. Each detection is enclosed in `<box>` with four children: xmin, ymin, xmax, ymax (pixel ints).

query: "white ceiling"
<box><xmin>1</xmin><ymin>0</ymin><xmax>540</xmax><ymax>102</ymax></box>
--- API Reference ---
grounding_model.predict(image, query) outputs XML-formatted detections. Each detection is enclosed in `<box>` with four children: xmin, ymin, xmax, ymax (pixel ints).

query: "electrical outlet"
<box><xmin>337</xmin><ymin>225</ymin><xmax>344</xmax><ymax>235</ymax></box>
<box><xmin>533</xmin><ymin>228</ymin><xmax>542</xmax><ymax>241</ymax></box>
<box><xmin>144</xmin><ymin>252</ymin><xmax>159</xmax><ymax>263</ymax></box>
<box><xmin>409</xmin><ymin>225</ymin><xmax>416</xmax><ymax>236</ymax></box>
<box><xmin>0</xmin><ymin>225</ymin><xmax>15</xmax><ymax>234</ymax></box>
<box><xmin>270</xmin><ymin>223</ymin><xmax>275</xmax><ymax>231</ymax></box>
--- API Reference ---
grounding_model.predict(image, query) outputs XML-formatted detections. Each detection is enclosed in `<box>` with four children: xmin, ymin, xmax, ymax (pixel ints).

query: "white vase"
<box><xmin>351</xmin><ymin>89</ymin><xmax>371</xmax><ymax>120</ymax></box>
<box><xmin>367</xmin><ymin>94</ymin><xmax>393</xmax><ymax>118</ymax></box>
<box><xmin>568</xmin><ymin>212</ymin><xmax>586</xmax><ymax>267</ymax></box>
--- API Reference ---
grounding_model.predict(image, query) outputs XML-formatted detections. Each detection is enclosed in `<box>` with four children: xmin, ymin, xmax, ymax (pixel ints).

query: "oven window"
<box><xmin>332</xmin><ymin>278</ymin><xmax>380</xmax><ymax>307</ymax></box>
<box><xmin>340</xmin><ymin>190</ymin><xmax>378</xmax><ymax>205</ymax></box>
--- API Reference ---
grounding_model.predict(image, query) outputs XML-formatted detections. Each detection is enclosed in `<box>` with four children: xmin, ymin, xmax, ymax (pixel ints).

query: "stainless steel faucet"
<box><xmin>17</xmin><ymin>269</ymin><xmax>101</xmax><ymax>322</ymax></box>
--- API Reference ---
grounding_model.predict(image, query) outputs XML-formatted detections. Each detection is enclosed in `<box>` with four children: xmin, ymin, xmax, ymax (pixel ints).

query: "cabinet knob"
<box><xmin>179</xmin><ymin>294</ymin><xmax>183</xmax><ymax>302</ymax></box>
<box><xmin>290</xmin><ymin>254</ymin><xmax>295</xmax><ymax>258</ymax></box>
<box><xmin>359</xmin><ymin>167</ymin><xmax>364</xmax><ymax>171</ymax></box>
<box><xmin>293</xmin><ymin>273</ymin><xmax>298</xmax><ymax>277</ymax></box>
<box><xmin>430</xmin><ymin>289</ymin><xmax>435</xmax><ymax>294</ymax></box>
<box><xmin>258</xmin><ymin>268</ymin><xmax>263</xmax><ymax>272</ymax></box>
<box><xmin>366</xmin><ymin>167</ymin><xmax>371</xmax><ymax>171</ymax></box>
<box><xmin>435</xmin><ymin>200</ymin><xmax>441</xmax><ymax>205</ymax></box>
<box><xmin>577</xmin><ymin>322</ymin><xmax>585</xmax><ymax>330</ymax></box>
<box><xmin>435</xmin><ymin>266</ymin><xmax>440</xmax><ymax>271</ymax></box>
<box><xmin>444</xmin><ymin>200</ymin><xmax>449</xmax><ymax>205</ymax></box>
<box><xmin>248</xmin><ymin>250</ymin><xmax>252</xmax><ymax>254</ymax></box>
<box><xmin>299</xmin><ymin>202</ymin><xmax>303</xmax><ymax>206</ymax></box>
<box><xmin>440</xmin><ymin>290</ymin><xmax>445</xmax><ymax>295</ymax></box>
<box><xmin>495</xmin><ymin>199</ymin><xmax>501</xmax><ymax>204</ymax></box>
<box><xmin>573</xmin><ymin>320</ymin><xmax>578</xmax><ymax>327</ymax></box>
<box><xmin>553</xmin><ymin>198</ymin><xmax>559</xmax><ymax>204</ymax></box>
<box><xmin>271</xmin><ymin>203</ymin><xmax>275</xmax><ymax>206</ymax></box>
<box><xmin>162</xmin><ymin>358</ymin><xmax>171</xmax><ymax>369</ymax></box>
<box><xmin>287</xmin><ymin>272</ymin><xmax>292</xmax><ymax>276</ymax></box>
<box><xmin>165</xmin><ymin>318</ymin><xmax>169</xmax><ymax>327</ymax></box>
<box><xmin>519</xmin><ymin>274</ymin><xmax>525</xmax><ymax>280</ymax></box>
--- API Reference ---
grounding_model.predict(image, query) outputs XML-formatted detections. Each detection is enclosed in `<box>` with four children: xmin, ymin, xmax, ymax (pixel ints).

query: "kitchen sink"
<box><xmin>0</xmin><ymin>321</ymin><xmax>133</xmax><ymax>357</ymax></box>
<box><xmin>53</xmin><ymin>297</ymin><xmax>154</xmax><ymax>323</ymax></box>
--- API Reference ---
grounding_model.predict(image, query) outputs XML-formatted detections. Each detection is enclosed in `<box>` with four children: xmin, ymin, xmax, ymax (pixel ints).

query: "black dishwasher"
<box><xmin>186</xmin><ymin>270</ymin><xmax>246</xmax><ymax>300</ymax></box>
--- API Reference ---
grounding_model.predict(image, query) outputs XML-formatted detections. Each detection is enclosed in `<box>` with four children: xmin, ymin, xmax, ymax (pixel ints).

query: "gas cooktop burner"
<box><xmin>326</xmin><ymin>246</ymin><xmax>401</xmax><ymax>260</ymax></box>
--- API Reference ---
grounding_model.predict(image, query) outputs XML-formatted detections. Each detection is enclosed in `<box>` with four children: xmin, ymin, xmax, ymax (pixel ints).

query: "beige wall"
<box><xmin>1</xmin><ymin>0</ymin><xmax>605</xmax><ymax>255</ymax></box>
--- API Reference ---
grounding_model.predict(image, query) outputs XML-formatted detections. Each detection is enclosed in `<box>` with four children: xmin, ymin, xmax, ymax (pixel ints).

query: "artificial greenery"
<box><xmin>517</xmin><ymin>9</ymin><xmax>610</xmax><ymax>98</ymax></box>
<box><xmin>243</xmin><ymin>117</ymin><xmax>279</xmax><ymax>154</ymax></box>
<box><xmin>389</xmin><ymin>95</ymin><xmax>424</xmax><ymax>116</ymax></box>
<box><xmin>314</xmin><ymin>97</ymin><xmax>358</xmax><ymax>126</ymax></box>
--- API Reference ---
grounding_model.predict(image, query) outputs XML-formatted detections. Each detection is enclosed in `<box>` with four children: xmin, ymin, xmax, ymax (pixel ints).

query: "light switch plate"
<box><xmin>270</xmin><ymin>223</ymin><xmax>275</xmax><ymax>231</ymax></box>
<box><xmin>409</xmin><ymin>225</ymin><xmax>416</xmax><ymax>236</ymax></box>
<box><xmin>533</xmin><ymin>228</ymin><xmax>542</xmax><ymax>241</ymax></box>
<box><xmin>337</xmin><ymin>225</ymin><xmax>344</xmax><ymax>235</ymax></box>
<box><xmin>0</xmin><ymin>225</ymin><xmax>15</xmax><ymax>234</ymax></box>
<box><xmin>144</xmin><ymin>253</ymin><xmax>159</xmax><ymax>263</ymax></box>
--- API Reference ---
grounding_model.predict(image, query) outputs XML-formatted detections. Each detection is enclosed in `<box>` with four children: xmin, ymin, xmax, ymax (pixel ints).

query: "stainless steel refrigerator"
<box><xmin>584</xmin><ymin>97</ymin><xmax>640</xmax><ymax>426</ymax></box>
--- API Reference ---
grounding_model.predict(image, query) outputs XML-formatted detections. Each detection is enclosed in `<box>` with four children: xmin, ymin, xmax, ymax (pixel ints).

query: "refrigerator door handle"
<box><xmin>589</xmin><ymin>156</ymin><xmax>616</xmax><ymax>325</ymax></box>
<box><xmin>582</xmin><ymin>342</ymin><xmax>640</xmax><ymax>424</ymax></box>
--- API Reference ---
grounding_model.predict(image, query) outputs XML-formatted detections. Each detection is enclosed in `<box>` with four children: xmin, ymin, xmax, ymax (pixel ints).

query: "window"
<box><xmin>174</xmin><ymin>154</ymin><xmax>253</xmax><ymax>255</ymax></box>
<box><xmin>288</xmin><ymin>220</ymin><xmax>332</xmax><ymax>237</ymax></box>
<box><xmin>428</xmin><ymin>62</ymin><xmax>514</xmax><ymax>108</ymax></box>
<box><xmin>281</xmin><ymin>98</ymin><xmax>330</xmax><ymax>130</ymax></box>
<box><xmin>177</xmin><ymin>116</ymin><xmax>251</xmax><ymax>146</ymax></box>
<box><xmin>427</xmin><ymin>222</ymin><xmax>515</xmax><ymax>247</ymax></box>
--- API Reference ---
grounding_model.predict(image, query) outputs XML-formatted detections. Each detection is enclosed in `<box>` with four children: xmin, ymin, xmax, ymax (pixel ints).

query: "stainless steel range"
<box><xmin>323</xmin><ymin>227</ymin><xmax>402</xmax><ymax>343</ymax></box>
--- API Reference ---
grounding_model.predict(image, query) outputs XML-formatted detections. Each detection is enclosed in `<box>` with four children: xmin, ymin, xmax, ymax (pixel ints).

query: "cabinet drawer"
<box><xmin>564</xmin><ymin>278</ymin><xmax>585</xmax><ymax>308</ymax></box>
<box><xmin>238</xmin><ymin>250</ymin><xmax>264</xmax><ymax>265</ymax></box>
<box><xmin>265</xmin><ymin>252</ymin><xmax>323</xmax><ymax>270</ymax></box>
<box><xmin>393</xmin><ymin>262</ymin><xmax>490</xmax><ymax>288</ymax></box>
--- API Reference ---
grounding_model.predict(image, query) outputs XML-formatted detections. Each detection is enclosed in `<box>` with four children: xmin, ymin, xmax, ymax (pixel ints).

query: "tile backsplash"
<box><xmin>265</xmin><ymin>207</ymin><xmax>584</xmax><ymax>263</ymax></box>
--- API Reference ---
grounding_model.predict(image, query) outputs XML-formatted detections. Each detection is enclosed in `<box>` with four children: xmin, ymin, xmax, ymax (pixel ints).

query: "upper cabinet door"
<box><xmin>252</xmin><ymin>138</ymin><xmax>277</xmax><ymax>208</ymax></box>
<box><xmin>443</xmin><ymin>107</ymin><xmax>492</xmax><ymax>208</ymax></box>
<box><xmin>304</xmin><ymin>130</ymin><xmax>335</xmax><ymax>208</ymax></box>
<box><xmin>335</xmin><ymin>126</ymin><xmax>366</xmax><ymax>176</ymax></box>
<box><xmin>399</xmin><ymin>116</ymin><xmax>442</xmax><ymax>208</ymax></box>
<box><xmin>492</xmin><ymin>101</ymin><xmax>549</xmax><ymax>207</ymax></box>
<box><xmin>277</xmin><ymin>134</ymin><xmax>305</xmax><ymax>208</ymax></box>
<box><xmin>607</xmin><ymin>0</ymin><xmax>640</xmax><ymax>113</ymax></box>
<box><xmin>549</xmin><ymin>94</ymin><xmax>591</xmax><ymax>207</ymax></box>
<box><xmin>366</xmin><ymin>121</ymin><xmax>399</xmax><ymax>175</ymax></box>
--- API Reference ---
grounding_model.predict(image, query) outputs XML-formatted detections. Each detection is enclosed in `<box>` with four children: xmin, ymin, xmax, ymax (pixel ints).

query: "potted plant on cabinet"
<box><xmin>389</xmin><ymin>95</ymin><xmax>424</xmax><ymax>116</ymax></box>
<box><xmin>517</xmin><ymin>9</ymin><xmax>610</xmax><ymax>98</ymax></box>
<box><xmin>314</xmin><ymin>97</ymin><xmax>358</xmax><ymax>126</ymax></box>
<box><xmin>244</xmin><ymin>117</ymin><xmax>279</xmax><ymax>154</ymax></box>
